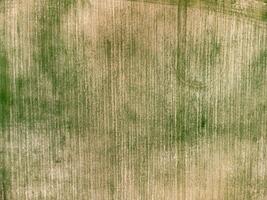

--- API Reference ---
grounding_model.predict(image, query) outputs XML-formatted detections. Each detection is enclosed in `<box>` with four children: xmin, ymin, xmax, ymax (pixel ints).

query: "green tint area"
<box><xmin>250</xmin><ymin>49</ymin><xmax>267</xmax><ymax>90</ymax></box>
<box><xmin>0</xmin><ymin>45</ymin><xmax>10</xmax><ymax>128</ymax></box>
<box><xmin>26</xmin><ymin>0</ymin><xmax>80</xmax><ymax>125</ymax></box>
<box><xmin>0</xmin><ymin>167</ymin><xmax>10</xmax><ymax>200</ymax></box>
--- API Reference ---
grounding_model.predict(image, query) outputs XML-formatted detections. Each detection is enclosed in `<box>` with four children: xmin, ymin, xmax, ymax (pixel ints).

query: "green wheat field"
<box><xmin>0</xmin><ymin>0</ymin><xmax>267</xmax><ymax>199</ymax></box>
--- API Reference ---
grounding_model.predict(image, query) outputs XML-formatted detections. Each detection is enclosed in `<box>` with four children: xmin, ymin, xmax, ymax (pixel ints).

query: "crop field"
<box><xmin>0</xmin><ymin>0</ymin><xmax>267</xmax><ymax>199</ymax></box>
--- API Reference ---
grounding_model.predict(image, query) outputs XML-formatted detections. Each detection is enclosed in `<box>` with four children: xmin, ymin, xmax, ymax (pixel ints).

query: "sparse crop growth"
<box><xmin>0</xmin><ymin>0</ymin><xmax>266</xmax><ymax>199</ymax></box>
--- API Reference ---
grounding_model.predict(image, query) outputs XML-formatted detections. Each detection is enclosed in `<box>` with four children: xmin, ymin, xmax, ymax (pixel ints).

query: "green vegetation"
<box><xmin>17</xmin><ymin>0</ymin><xmax>80</xmax><ymax>126</ymax></box>
<box><xmin>0</xmin><ymin>167</ymin><xmax>10</xmax><ymax>200</ymax></box>
<box><xmin>0</xmin><ymin>44</ymin><xmax>10</xmax><ymax>129</ymax></box>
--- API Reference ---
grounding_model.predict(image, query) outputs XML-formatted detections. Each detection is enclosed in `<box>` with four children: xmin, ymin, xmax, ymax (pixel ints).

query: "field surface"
<box><xmin>0</xmin><ymin>0</ymin><xmax>267</xmax><ymax>199</ymax></box>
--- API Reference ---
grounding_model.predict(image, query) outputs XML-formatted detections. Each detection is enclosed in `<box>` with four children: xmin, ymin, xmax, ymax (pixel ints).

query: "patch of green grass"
<box><xmin>0</xmin><ymin>46</ymin><xmax>11</xmax><ymax>128</ymax></box>
<box><xmin>262</xmin><ymin>11</ymin><xmax>267</xmax><ymax>21</ymax></box>
<box><xmin>23</xmin><ymin>0</ymin><xmax>82</xmax><ymax>126</ymax></box>
<box><xmin>0</xmin><ymin>167</ymin><xmax>10</xmax><ymax>200</ymax></box>
<box><xmin>249</xmin><ymin>49</ymin><xmax>267</xmax><ymax>90</ymax></box>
